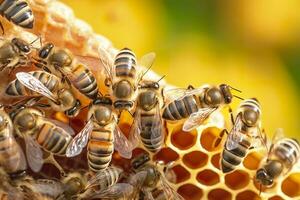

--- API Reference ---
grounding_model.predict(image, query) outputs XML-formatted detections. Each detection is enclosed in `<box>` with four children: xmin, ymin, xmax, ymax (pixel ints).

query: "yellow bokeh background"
<box><xmin>61</xmin><ymin>0</ymin><xmax>300</xmax><ymax>140</ymax></box>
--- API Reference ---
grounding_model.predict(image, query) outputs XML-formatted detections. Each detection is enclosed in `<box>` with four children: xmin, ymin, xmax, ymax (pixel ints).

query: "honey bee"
<box><xmin>0</xmin><ymin>37</ymin><xmax>31</xmax><ymax>73</ymax></box>
<box><xmin>0</xmin><ymin>0</ymin><xmax>34</xmax><ymax>32</ymax></box>
<box><xmin>11</xmin><ymin>106</ymin><xmax>74</xmax><ymax>175</ymax></box>
<box><xmin>99</xmin><ymin>47</ymin><xmax>156</xmax><ymax>112</ymax></box>
<box><xmin>256</xmin><ymin>128</ymin><xmax>300</xmax><ymax>188</ymax></box>
<box><xmin>0</xmin><ymin>168</ymin><xmax>24</xmax><ymax>200</ymax></box>
<box><xmin>129</xmin><ymin>80</ymin><xmax>165</xmax><ymax>153</ymax></box>
<box><xmin>66</xmin><ymin>96</ymin><xmax>134</xmax><ymax>172</ymax></box>
<box><xmin>162</xmin><ymin>84</ymin><xmax>243</xmax><ymax>132</ymax></box>
<box><xmin>218</xmin><ymin>98</ymin><xmax>267</xmax><ymax>173</ymax></box>
<box><xmin>6</xmin><ymin>71</ymin><xmax>82</xmax><ymax>117</ymax></box>
<box><xmin>0</xmin><ymin>106</ymin><xmax>27</xmax><ymax>178</ymax></box>
<box><xmin>129</xmin><ymin>153</ymin><xmax>184</xmax><ymax>200</ymax></box>
<box><xmin>33</xmin><ymin>43</ymin><xmax>99</xmax><ymax>99</ymax></box>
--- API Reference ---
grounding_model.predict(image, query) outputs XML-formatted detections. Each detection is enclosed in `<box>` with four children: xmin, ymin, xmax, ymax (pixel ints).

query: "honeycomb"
<box><xmin>0</xmin><ymin>0</ymin><xmax>299</xmax><ymax>199</ymax></box>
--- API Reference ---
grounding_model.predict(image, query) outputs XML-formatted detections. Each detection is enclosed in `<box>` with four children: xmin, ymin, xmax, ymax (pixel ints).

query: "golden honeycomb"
<box><xmin>0</xmin><ymin>0</ymin><xmax>300</xmax><ymax>200</ymax></box>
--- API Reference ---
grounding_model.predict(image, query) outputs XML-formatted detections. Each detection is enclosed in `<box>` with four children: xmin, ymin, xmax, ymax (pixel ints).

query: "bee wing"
<box><xmin>182</xmin><ymin>107</ymin><xmax>217</xmax><ymax>132</ymax></box>
<box><xmin>89</xmin><ymin>183</ymin><xmax>134</xmax><ymax>199</ymax></box>
<box><xmin>113</xmin><ymin>122</ymin><xmax>133</xmax><ymax>159</ymax></box>
<box><xmin>66</xmin><ymin>119</ymin><xmax>93</xmax><ymax>157</ymax></box>
<box><xmin>150</xmin><ymin>103</ymin><xmax>165</xmax><ymax>149</ymax></box>
<box><xmin>128</xmin><ymin>108</ymin><xmax>142</xmax><ymax>149</ymax></box>
<box><xmin>24</xmin><ymin>135</ymin><xmax>43</xmax><ymax>173</ymax></box>
<box><xmin>33</xmin><ymin>179</ymin><xmax>64</xmax><ymax>199</ymax></box>
<box><xmin>267</xmin><ymin>128</ymin><xmax>285</xmax><ymax>160</ymax></box>
<box><xmin>16</xmin><ymin>72</ymin><xmax>57</xmax><ymax>103</ymax></box>
<box><xmin>136</xmin><ymin>52</ymin><xmax>156</xmax><ymax>85</ymax></box>
<box><xmin>46</xmin><ymin>118</ymin><xmax>75</xmax><ymax>136</ymax></box>
<box><xmin>226</xmin><ymin>114</ymin><xmax>243</xmax><ymax>151</ymax></box>
<box><xmin>98</xmin><ymin>46</ymin><xmax>114</xmax><ymax>83</ymax></box>
<box><xmin>160</xmin><ymin>174</ymin><xmax>185</xmax><ymax>200</ymax></box>
<box><xmin>250</xmin><ymin>128</ymin><xmax>268</xmax><ymax>151</ymax></box>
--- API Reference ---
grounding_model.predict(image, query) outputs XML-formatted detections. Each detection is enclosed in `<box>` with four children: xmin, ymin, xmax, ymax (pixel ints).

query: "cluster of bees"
<box><xmin>0</xmin><ymin>0</ymin><xmax>299</xmax><ymax>199</ymax></box>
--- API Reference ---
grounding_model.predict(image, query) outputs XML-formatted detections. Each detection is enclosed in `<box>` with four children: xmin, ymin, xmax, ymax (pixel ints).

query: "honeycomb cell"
<box><xmin>200</xmin><ymin>127</ymin><xmax>222</xmax><ymax>152</ymax></box>
<box><xmin>208</xmin><ymin>188</ymin><xmax>232</xmax><ymax>200</ymax></box>
<box><xmin>236</xmin><ymin>190</ymin><xmax>261</xmax><ymax>200</ymax></box>
<box><xmin>169</xmin><ymin>165</ymin><xmax>191</xmax><ymax>183</ymax></box>
<box><xmin>118</xmin><ymin>122</ymin><xmax>131</xmax><ymax>138</ymax></box>
<box><xmin>182</xmin><ymin>151</ymin><xmax>208</xmax><ymax>169</ymax></box>
<box><xmin>171</xmin><ymin>125</ymin><xmax>197</xmax><ymax>150</ymax></box>
<box><xmin>282</xmin><ymin>173</ymin><xmax>300</xmax><ymax>198</ymax></box>
<box><xmin>196</xmin><ymin>169</ymin><xmax>220</xmax><ymax>186</ymax></box>
<box><xmin>211</xmin><ymin>153</ymin><xmax>221</xmax><ymax>170</ymax></box>
<box><xmin>177</xmin><ymin>184</ymin><xmax>203</xmax><ymax>200</ymax></box>
<box><xmin>153</xmin><ymin>147</ymin><xmax>179</xmax><ymax>164</ymax></box>
<box><xmin>243</xmin><ymin>151</ymin><xmax>262</xmax><ymax>170</ymax></box>
<box><xmin>225</xmin><ymin>170</ymin><xmax>250</xmax><ymax>190</ymax></box>
<box><xmin>268</xmin><ymin>196</ymin><xmax>284</xmax><ymax>200</ymax></box>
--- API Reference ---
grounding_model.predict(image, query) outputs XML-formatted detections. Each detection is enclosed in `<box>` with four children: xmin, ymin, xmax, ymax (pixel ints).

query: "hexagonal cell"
<box><xmin>236</xmin><ymin>190</ymin><xmax>261</xmax><ymax>200</ymax></box>
<box><xmin>243</xmin><ymin>152</ymin><xmax>263</xmax><ymax>170</ymax></box>
<box><xmin>168</xmin><ymin>164</ymin><xmax>191</xmax><ymax>184</ymax></box>
<box><xmin>282</xmin><ymin>173</ymin><xmax>300</xmax><ymax>198</ymax></box>
<box><xmin>196</xmin><ymin>169</ymin><xmax>220</xmax><ymax>186</ymax></box>
<box><xmin>200</xmin><ymin>127</ymin><xmax>223</xmax><ymax>152</ymax></box>
<box><xmin>171</xmin><ymin>125</ymin><xmax>197</xmax><ymax>150</ymax></box>
<box><xmin>153</xmin><ymin>147</ymin><xmax>179</xmax><ymax>164</ymax></box>
<box><xmin>225</xmin><ymin>170</ymin><xmax>250</xmax><ymax>190</ymax></box>
<box><xmin>177</xmin><ymin>184</ymin><xmax>203</xmax><ymax>200</ymax></box>
<box><xmin>268</xmin><ymin>196</ymin><xmax>284</xmax><ymax>200</ymax></box>
<box><xmin>211</xmin><ymin>153</ymin><xmax>221</xmax><ymax>170</ymax></box>
<box><xmin>182</xmin><ymin>151</ymin><xmax>208</xmax><ymax>169</ymax></box>
<box><xmin>207</xmin><ymin>188</ymin><xmax>232</xmax><ymax>200</ymax></box>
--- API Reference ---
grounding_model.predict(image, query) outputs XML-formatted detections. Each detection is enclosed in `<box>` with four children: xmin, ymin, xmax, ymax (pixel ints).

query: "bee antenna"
<box><xmin>229</xmin><ymin>85</ymin><xmax>242</xmax><ymax>93</ymax></box>
<box><xmin>157</xmin><ymin>75</ymin><xmax>166</xmax><ymax>83</ymax></box>
<box><xmin>30</xmin><ymin>35</ymin><xmax>42</xmax><ymax>48</ymax></box>
<box><xmin>233</xmin><ymin>95</ymin><xmax>244</xmax><ymax>100</ymax></box>
<box><xmin>139</xmin><ymin>64</ymin><xmax>153</xmax><ymax>83</ymax></box>
<box><xmin>259</xmin><ymin>184</ymin><xmax>262</xmax><ymax>196</ymax></box>
<box><xmin>97</xmin><ymin>91</ymin><xmax>103</xmax><ymax>97</ymax></box>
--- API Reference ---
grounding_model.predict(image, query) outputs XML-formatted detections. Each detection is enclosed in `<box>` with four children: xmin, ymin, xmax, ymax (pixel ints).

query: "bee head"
<box><xmin>38</xmin><ymin>43</ymin><xmax>54</xmax><ymax>59</ymax></box>
<box><xmin>219</xmin><ymin>84</ymin><xmax>233</xmax><ymax>104</ymax></box>
<box><xmin>131</xmin><ymin>153</ymin><xmax>150</xmax><ymax>169</ymax></box>
<box><xmin>256</xmin><ymin>168</ymin><xmax>274</xmax><ymax>187</ymax></box>
<box><xmin>65</xmin><ymin>100</ymin><xmax>81</xmax><ymax>118</ymax></box>
<box><xmin>12</xmin><ymin>38</ymin><xmax>31</xmax><ymax>53</ymax></box>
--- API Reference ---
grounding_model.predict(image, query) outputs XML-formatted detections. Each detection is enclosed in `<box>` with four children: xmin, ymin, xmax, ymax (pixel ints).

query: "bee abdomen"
<box><xmin>0</xmin><ymin>0</ymin><xmax>34</xmax><ymax>29</ymax></box>
<box><xmin>37</xmin><ymin>123</ymin><xmax>72</xmax><ymax>156</ymax></box>
<box><xmin>71</xmin><ymin>66</ymin><xmax>98</xmax><ymax>99</ymax></box>
<box><xmin>162</xmin><ymin>96</ymin><xmax>198</xmax><ymax>121</ymax></box>
<box><xmin>114</xmin><ymin>48</ymin><xmax>136</xmax><ymax>78</ymax></box>
<box><xmin>275</xmin><ymin>138</ymin><xmax>300</xmax><ymax>165</ymax></box>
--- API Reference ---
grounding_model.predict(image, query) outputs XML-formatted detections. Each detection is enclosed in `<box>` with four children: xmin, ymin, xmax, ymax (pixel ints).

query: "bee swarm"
<box><xmin>0</xmin><ymin>0</ymin><xmax>299</xmax><ymax>200</ymax></box>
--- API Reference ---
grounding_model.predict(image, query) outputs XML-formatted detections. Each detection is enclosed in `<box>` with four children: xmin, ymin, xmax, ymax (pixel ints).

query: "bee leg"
<box><xmin>187</xmin><ymin>85</ymin><xmax>195</xmax><ymax>90</ymax></box>
<box><xmin>228</xmin><ymin>107</ymin><xmax>235</xmax><ymax>125</ymax></box>
<box><xmin>43</xmin><ymin>153</ymin><xmax>66</xmax><ymax>177</ymax></box>
<box><xmin>0</xmin><ymin>22</ymin><xmax>4</xmax><ymax>35</ymax></box>
<box><xmin>214</xmin><ymin>129</ymin><xmax>228</xmax><ymax>147</ymax></box>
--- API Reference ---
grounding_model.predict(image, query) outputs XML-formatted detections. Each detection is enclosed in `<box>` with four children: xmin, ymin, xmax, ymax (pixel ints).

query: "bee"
<box><xmin>129</xmin><ymin>153</ymin><xmax>184</xmax><ymax>200</ymax></box>
<box><xmin>256</xmin><ymin>128</ymin><xmax>300</xmax><ymax>188</ymax></box>
<box><xmin>162</xmin><ymin>84</ymin><xmax>243</xmax><ymax>132</ymax></box>
<box><xmin>0</xmin><ymin>168</ymin><xmax>24</xmax><ymax>200</ymax></box>
<box><xmin>0</xmin><ymin>106</ymin><xmax>27</xmax><ymax>178</ymax></box>
<box><xmin>33</xmin><ymin>43</ymin><xmax>99</xmax><ymax>99</ymax></box>
<box><xmin>11</xmin><ymin>106</ymin><xmax>74</xmax><ymax>175</ymax></box>
<box><xmin>99</xmin><ymin>47</ymin><xmax>156</xmax><ymax>112</ymax></box>
<box><xmin>129</xmin><ymin>80</ymin><xmax>165</xmax><ymax>153</ymax></box>
<box><xmin>218</xmin><ymin>98</ymin><xmax>267</xmax><ymax>173</ymax></box>
<box><xmin>66</xmin><ymin>96</ymin><xmax>134</xmax><ymax>173</ymax></box>
<box><xmin>6</xmin><ymin>71</ymin><xmax>82</xmax><ymax>117</ymax></box>
<box><xmin>0</xmin><ymin>37</ymin><xmax>31</xmax><ymax>73</ymax></box>
<box><xmin>0</xmin><ymin>0</ymin><xmax>34</xmax><ymax>32</ymax></box>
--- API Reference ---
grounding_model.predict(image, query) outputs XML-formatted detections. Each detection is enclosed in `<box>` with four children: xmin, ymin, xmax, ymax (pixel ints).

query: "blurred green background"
<box><xmin>61</xmin><ymin>0</ymin><xmax>300</xmax><ymax>140</ymax></box>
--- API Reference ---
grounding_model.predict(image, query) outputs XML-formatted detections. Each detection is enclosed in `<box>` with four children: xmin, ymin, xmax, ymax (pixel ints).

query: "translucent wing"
<box><xmin>24</xmin><ymin>135</ymin><xmax>43</xmax><ymax>172</ymax></box>
<box><xmin>182</xmin><ymin>107</ymin><xmax>217</xmax><ymax>132</ymax></box>
<box><xmin>46</xmin><ymin>118</ymin><xmax>75</xmax><ymax>136</ymax></box>
<box><xmin>136</xmin><ymin>52</ymin><xmax>156</xmax><ymax>85</ymax></box>
<box><xmin>66</xmin><ymin>119</ymin><xmax>93</xmax><ymax>157</ymax></box>
<box><xmin>90</xmin><ymin>183</ymin><xmax>134</xmax><ymax>199</ymax></box>
<box><xmin>33</xmin><ymin>179</ymin><xmax>64</xmax><ymax>199</ymax></box>
<box><xmin>16</xmin><ymin>72</ymin><xmax>57</xmax><ymax>103</ymax></box>
<box><xmin>150</xmin><ymin>104</ymin><xmax>165</xmax><ymax>149</ymax></box>
<box><xmin>160</xmin><ymin>174</ymin><xmax>185</xmax><ymax>200</ymax></box>
<box><xmin>113</xmin><ymin>122</ymin><xmax>133</xmax><ymax>159</ymax></box>
<box><xmin>98</xmin><ymin>46</ymin><xmax>114</xmax><ymax>83</ymax></box>
<box><xmin>250</xmin><ymin>128</ymin><xmax>268</xmax><ymax>151</ymax></box>
<box><xmin>226</xmin><ymin>114</ymin><xmax>243</xmax><ymax>151</ymax></box>
<box><xmin>128</xmin><ymin>108</ymin><xmax>141</xmax><ymax>149</ymax></box>
<box><xmin>267</xmin><ymin>128</ymin><xmax>285</xmax><ymax>159</ymax></box>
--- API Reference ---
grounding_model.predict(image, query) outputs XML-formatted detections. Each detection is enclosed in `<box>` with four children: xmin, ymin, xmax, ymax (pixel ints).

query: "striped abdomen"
<box><xmin>0</xmin><ymin>132</ymin><xmax>26</xmax><ymax>174</ymax></box>
<box><xmin>221</xmin><ymin>136</ymin><xmax>251</xmax><ymax>173</ymax></box>
<box><xmin>36</xmin><ymin>123</ymin><xmax>72</xmax><ymax>156</ymax></box>
<box><xmin>0</xmin><ymin>0</ymin><xmax>34</xmax><ymax>29</ymax></box>
<box><xmin>87</xmin><ymin>126</ymin><xmax>114</xmax><ymax>172</ymax></box>
<box><xmin>273</xmin><ymin>138</ymin><xmax>300</xmax><ymax>167</ymax></box>
<box><xmin>69</xmin><ymin>64</ymin><xmax>98</xmax><ymax>99</ymax></box>
<box><xmin>140</xmin><ymin>113</ymin><xmax>163</xmax><ymax>152</ymax></box>
<box><xmin>114</xmin><ymin>48</ymin><xmax>137</xmax><ymax>78</ymax></box>
<box><xmin>162</xmin><ymin>95</ymin><xmax>198</xmax><ymax>121</ymax></box>
<box><xmin>6</xmin><ymin>71</ymin><xmax>59</xmax><ymax>96</ymax></box>
<box><xmin>93</xmin><ymin>167</ymin><xmax>122</xmax><ymax>190</ymax></box>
